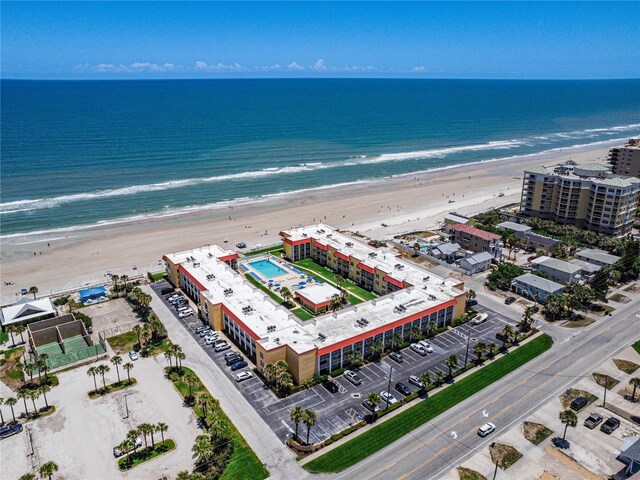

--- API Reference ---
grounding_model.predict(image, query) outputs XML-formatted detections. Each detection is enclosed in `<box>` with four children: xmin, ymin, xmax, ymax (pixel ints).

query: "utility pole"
<box><xmin>464</xmin><ymin>329</ymin><xmax>471</xmax><ymax>368</ymax></box>
<box><xmin>492</xmin><ymin>460</ymin><xmax>499</xmax><ymax>480</ymax></box>
<box><xmin>602</xmin><ymin>375</ymin><xmax>608</xmax><ymax>408</ymax></box>
<box><xmin>27</xmin><ymin>427</ymin><xmax>34</xmax><ymax>456</ymax></box>
<box><xmin>386</xmin><ymin>365</ymin><xmax>394</xmax><ymax>409</ymax></box>
<box><xmin>124</xmin><ymin>393</ymin><xmax>131</xmax><ymax>418</ymax></box>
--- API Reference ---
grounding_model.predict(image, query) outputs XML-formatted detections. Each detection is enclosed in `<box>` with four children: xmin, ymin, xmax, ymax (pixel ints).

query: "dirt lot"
<box><xmin>0</xmin><ymin>353</ymin><xmax>199</xmax><ymax>479</ymax></box>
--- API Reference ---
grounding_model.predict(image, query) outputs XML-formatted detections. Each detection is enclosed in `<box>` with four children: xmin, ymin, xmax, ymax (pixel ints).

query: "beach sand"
<box><xmin>0</xmin><ymin>143</ymin><xmax>613</xmax><ymax>305</ymax></box>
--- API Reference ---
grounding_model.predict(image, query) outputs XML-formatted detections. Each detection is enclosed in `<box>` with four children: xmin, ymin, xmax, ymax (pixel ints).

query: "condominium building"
<box><xmin>164</xmin><ymin>225</ymin><xmax>466</xmax><ymax>384</ymax></box>
<box><xmin>609</xmin><ymin>139</ymin><xmax>640</xmax><ymax>177</ymax></box>
<box><xmin>451</xmin><ymin>224</ymin><xmax>503</xmax><ymax>259</ymax></box>
<box><xmin>520</xmin><ymin>162</ymin><xmax>640</xmax><ymax>236</ymax></box>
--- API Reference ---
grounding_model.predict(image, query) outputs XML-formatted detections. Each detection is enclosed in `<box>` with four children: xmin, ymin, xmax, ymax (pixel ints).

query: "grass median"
<box><xmin>304</xmin><ymin>334</ymin><xmax>553</xmax><ymax>473</ymax></box>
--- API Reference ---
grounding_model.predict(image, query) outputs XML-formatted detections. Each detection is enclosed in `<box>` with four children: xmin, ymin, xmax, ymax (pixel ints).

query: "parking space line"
<box><xmin>357</xmin><ymin>369</ymin><xmax>374</xmax><ymax>382</ymax></box>
<box><xmin>263</xmin><ymin>393</ymin><xmax>326</xmax><ymax>416</ymax></box>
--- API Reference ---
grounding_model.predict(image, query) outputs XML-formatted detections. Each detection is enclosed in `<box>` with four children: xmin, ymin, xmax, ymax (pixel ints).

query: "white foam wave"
<box><xmin>2</xmin><ymin>124</ymin><xmax>639</xmax><ymax>216</ymax></box>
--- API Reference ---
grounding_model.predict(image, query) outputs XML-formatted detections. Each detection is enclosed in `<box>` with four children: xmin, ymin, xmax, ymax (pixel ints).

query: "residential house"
<box><xmin>451</xmin><ymin>224</ymin><xmax>503</xmax><ymax>259</ymax></box>
<box><xmin>511</xmin><ymin>273</ymin><xmax>564</xmax><ymax>303</ymax></box>
<box><xmin>457</xmin><ymin>251</ymin><xmax>493</xmax><ymax>275</ymax></box>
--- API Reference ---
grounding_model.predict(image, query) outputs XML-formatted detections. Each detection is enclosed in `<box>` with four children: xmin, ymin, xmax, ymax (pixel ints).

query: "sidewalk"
<box><xmin>144</xmin><ymin>286</ymin><xmax>308</xmax><ymax>480</ymax></box>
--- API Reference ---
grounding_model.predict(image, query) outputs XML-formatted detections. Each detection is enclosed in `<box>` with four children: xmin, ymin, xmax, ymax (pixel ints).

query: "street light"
<box><xmin>385</xmin><ymin>365</ymin><xmax>394</xmax><ymax>409</ymax></box>
<box><xmin>123</xmin><ymin>393</ymin><xmax>132</xmax><ymax>419</ymax></box>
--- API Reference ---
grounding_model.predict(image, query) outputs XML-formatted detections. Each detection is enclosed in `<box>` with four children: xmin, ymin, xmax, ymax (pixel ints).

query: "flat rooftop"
<box><xmin>296</xmin><ymin>283</ymin><xmax>340</xmax><ymax>305</ymax></box>
<box><xmin>525</xmin><ymin>162</ymin><xmax>640</xmax><ymax>188</ymax></box>
<box><xmin>170</xmin><ymin>232</ymin><xmax>463</xmax><ymax>354</ymax></box>
<box><xmin>164</xmin><ymin>244</ymin><xmax>237</xmax><ymax>265</ymax></box>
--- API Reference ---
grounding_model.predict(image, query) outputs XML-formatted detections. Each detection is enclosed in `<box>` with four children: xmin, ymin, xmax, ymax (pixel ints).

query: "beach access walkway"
<box><xmin>144</xmin><ymin>286</ymin><xmax>311</xmax><ymax>480</ymax></box>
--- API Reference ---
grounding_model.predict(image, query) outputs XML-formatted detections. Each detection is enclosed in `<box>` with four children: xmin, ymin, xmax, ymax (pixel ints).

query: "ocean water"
<box><xmin>1</xmin><ymin>79</ymin><xmax>639</xmax><ymax>236</ymax></box>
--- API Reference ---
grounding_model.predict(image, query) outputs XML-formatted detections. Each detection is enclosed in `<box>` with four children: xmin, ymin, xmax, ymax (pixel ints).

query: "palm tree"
<box><xmin>434</xmin><ymin>370</ymin><xmax>445</xmax><ymax>387</ymax></box>
<box><xmin>15</xmin><ymin>324</ymin><xmax>26</xmax><ymax>343</ymax></box>
<box><xmin>127</xmin><ymin>429</ymin><xmax>139</xmax><ymax>455</ymax></box>
<box><xmin>141</xmin><ymin>324</ymin><xmax>152</xmax><ymax>350</ymax></box>
<box><xmin>7</xmin><ymin>326</ymin><xmax>16</xmax><ymax>347</ymax></box>
<box><xmin>367</xmin><ymin>391</ymin><xmax>382</xmax><ymax>417</ymax></box>
<box><xmin>28</xmin><ymin>286</ymin><xmax>39</xmax><ymax>299</ymax></box>
<box><xmin>559</xmin><ymin>409</ymin><xmax>578</xmax><ymax>441</ymax></box>
<box><xmin>371</xmin><ymin>339</ymin><xmax>384</xmax><ymax>359</ymax></box>
<box><xmin>18</xmin><ymin>473</ymin><xmax>35</xmax><ymax>480</ymax></box>
<box><xmin>17</xmin><ymin>389</ymin><xmax>29</xmax><ymax>416</ymax></box>
<box><xmin>487</xmin><ymin>342</ymin><xmax>498</xmax><ymax>359</ymax></box>
<box><xmin>119</xmin><ymin>438</ymin><xmax>134</xmax><ymax>467</ymax></box>
<box><xmin>412</xmin><ymin>242</ymin><xmax>421</xmax><ymax>256</ymax></box>
<box><xmin>391</xmin><ymin>333</ymin><xmax>403</xmax><ymax>351</ymax></box>
<box><xmin>120</xmin><ymin>274</ymin><xmax>129</xmax><ymax>292</ymax></box>
<box><xmin>40</xmin><ymin>354</ymin><xmax>50</xmax><ymax>380</ymax></box>
<box><xmin>184</xmin><ymin>372</ymin><xmax>197</xmax><ymax>401</ymax></box>
<box><xmin>347</xmin><ymin>350</ymin><xmax>363</xmax><ymax>369</ymax></box>
<box><xmin>87</xmin><ymin>366</ymin><xmax>98</xmax><ymax>392</ymax></box>
<box><xmin>6</xmin><ymin>397</ymin><xmax>17</xmax><ymax>422</ymax></box>
<box><xmin>263</xmin><ymin>363</ymin><xmax>277</xmax><ymax>386</ymax></box>
<box><xmin>14</xmin><ymin>361</ymin><xmax>25</xmax><ymax>386</ymax></box>
<box><xmin>429</xmin><ymin>321</ymin><xmax>438</xmax><ymax>337</ymax></box>
<box><xmin>410</xmin><ymin>325</ymin><xmax>422</xmax><ymax>342</ymax></box>
<box><xmin>419</xmin><ymin>371</ymin><xmax>433</xmax><ymax>394</ymax></box>
<box><xmin>97</xmin><ymin>364</ymin><xmax>110</xmax><ymax>390</ymax></box>
<box><xmin>500</xmin><ymin>325</ymin><xmax>514</xmax><ymax>349</ymax></box>
<box><xmin>39</xmin><ymin>461</ymin><xmax>58</xmax><ymax>480</ymax></box>
<box><xmin>149</xmin><ymin>424</ymin><xmax>156</xmax><ymax>447</ymax></box>
<box><xmin>111</xmin><ymin>274</ymin><xmax>120</xmax><ymax>288</ymax></box>
<box><xmin>445</xmin><ymin>354</ymin><xmax>459</xmax><ymax>379</ymax></box>
<box><xmin>466</xmin><ymin>289</ymin><xmax>476</xmax><ymax>302</ymax></box>
<box><xmin>28</xmin><ymin>389</ymin><xmax>40</xmax><ymax>413</ymax></box>
<box><xmin>176</xmin><ymin>472</ymin><xmax>192</xmax><ymax>480</ymax></box>
<box><xmin>39</xmin><ymin>384</ymin><xmax>51</xmax><ymax>409</ymax></box>
<box><xmin>156</xmin><ymin>422</ymin><xmax>168</xmax><ymax>443</ymax></box>
<box><xmin>303</xmin><ymin>409</ymin><xmax>317</xmax><ymax>445</ymax></box>
<box><xmin>193</xmin><ymin>434</ymin><xmax>214</xmax><ymax>466</ymax></box>
<box><xmin>123</xmin><ymin>362</ymin><xmax>134</xmax><ymax>383</ymax></box>
<box><xmin>175</xmin><ymin>351</ymin><xmax>186</xmax><ymax>373</ymax></box>
<box><xmin>473</xmin><ymin>342</ymin><xmax>487</xmax><ymax>366</ymax></box>
<box><xmin>290</xmin><ymin>406</ymin><xmax>304</xmax><ymax>441</ymax></box>
<box><xmin>110</xmin><ymin>355</ymin><xmax>123</xmax><ymax>383</ymax></box>
<box><xmin>629</xmin><ymin>377</ymin><xmax>640</xmax><ymax>401</ymax></box>
<box><xmin>199</xmin><ymin>393</ymin><xmax>213</xmax><ymax>419</ymax></box>
<box><xmin>280</xmin><ymin>287</ymin><xmax>293</xmax><ymax>305</ymax></box>
<box><xmin>138</xmin><ymin>423</ymin><xmax>152</xmax><ymax>448</ymax></box>
<box><xmin>132</xmin><ymin>325</ymin><xmax>142</xmax><ymax>350</ymax></box>
<box><xmin>164</xmin><ymin>350</ymin><xmax>173</xmax><ymax>369</ymax></box>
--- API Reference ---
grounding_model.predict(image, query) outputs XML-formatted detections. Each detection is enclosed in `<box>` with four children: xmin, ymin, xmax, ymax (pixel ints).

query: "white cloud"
<box><xmin>287</xmin><ymin>62</ymin><xmax>305</xmax><ymax>71</ymax></box>
<box><xmin>312</xmin><ymin>59</ymin><xmax>328</xmax><ymax>71</ymax></box>
<box><xmin>411</xmin><ymin>66</ymin><xmax>426</xmax><ymax>72</ymax></box>
<box><xmin>86</xmin><ymin>62</ymin><xmax>176</xmax><ymax>73</ymax></box>
<box><xmin>194</xmin><ymin>61</ymin><xmax>247</xmax><ymax>72</ymax></box>
<box><xmin>256</xmin><ymin>64</ymin><xmax>282</xmax><ymax>71</ymax></box>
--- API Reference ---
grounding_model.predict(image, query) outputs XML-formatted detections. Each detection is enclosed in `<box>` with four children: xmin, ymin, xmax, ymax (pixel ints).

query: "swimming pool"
<box><xmin>249</xmin><ymin>259</ymin><xmax>288</xmax><ymax>278</ymax></box>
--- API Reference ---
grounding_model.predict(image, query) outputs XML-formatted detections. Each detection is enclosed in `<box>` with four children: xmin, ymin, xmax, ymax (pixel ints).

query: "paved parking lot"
<box><xmin>152</xmin><ymin>281</ymin><xmax>519</xmax><ymax>444</ymax></box>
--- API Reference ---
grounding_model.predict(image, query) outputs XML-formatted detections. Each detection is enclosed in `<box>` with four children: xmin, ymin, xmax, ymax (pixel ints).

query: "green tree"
<box><xmin>367</xmin><ymin>391</ymin><xmax>382</xmax><ymax>418</ymax></box>
<box><xmin>473</xmin><ymin>342</ymin><xmax>488</xmax><ymax>366</ymax></box>
<box><xmin>413</xmin><ymin>242</ymin><xmax>421</xmax><ymax>256</ymax></box>
<box><xmin>5</xmin><ymin>397</ymin><xmax>17</xmax><ymax>423</ymax></box>
<box><xmin>500</xmin><ymin>325</ymin><xmax>515</xmax><ymax>348</ymax></box>
<box><xmin>156</xmin><ymin>422</ymin><xmax>168</xmax><ymax>443</ymax></box>
<box><xmin>132</xmin><ymin>325</ymin><xmax>142</xmax><ymax>350</ymax></box>
<box><xmin>17</xmin><ymin>389</ymin><xmax>29</xmax><ymax>416</ymax></box>
<box><xmin>119</xmin><ymin>437</ymin><xmax>134</xmax><ymax>467</ymax></box>
<box><xmin>39</xmin><ymin>384</ymin><xmax>51</xmax><ymax>409</ymax></box>
<box><xmin>280</xmin><ymin>287</ymin><xmax>293</xmax><ymax>305</ymax></box>
<box><xmin>110</xmin><ymin>355</ymin><xmax>123</xmax><ymax>383</ymax></box>
<box><xmin>28</xmin><ymin>389</ymin><xmax>40</xmax><ymax>413</ymax></box>
<box><xmin>28</xmin><ymin>286</ymin><xmax>39</xmax><ymax>299</ymax></box>
<box><xmin>419</xmin><ymin>371</ymin><xmax>433</xmax><ymax>394</ymax></box>
<box><xmin>347</xmin><ymin>350</ymin><xmax>364</xmax><ymax>369</ymax></box>
<box><xmin>409</xmin><ymin>325</ymin><xmax>422</xmax><ymax>342</ymax></box>
<box><xmin>466</xmin><ymin>289</ymin><xmax>476</xmax><ymax>301</ymax></box>
<box><xmin>193</xmin><ymin>434</ymin><xmax>214</xmax><ymax>467</ymax></box>
<box><xmin>559</xmin><ymin>409</ymin><xmax>578</xmax><ymax>441</ymax></box>
<box><xmin>290</xmin><ymin>406</ymin><xmax>304</xmax><ymax>441</ymax></box>
<box><xmin>123</xmin><ymin>362</ymin><xmax>134</xmax><ymax>383</ymax></box>
<box><xmin>303</xmin><ymin>409</ymin><xmax>317</xmax><ymax>445</ymax></box>
<box><xmin>371</xmin><ymin>339</ymin><xmax>384</xmax><ymax>359</ymax></box>
<box><xmin>18</xmin><ymin>473</ymin><xmax>36</xmax><ymax>480</ymax></box>
<box><xmin>591</xmin><ymin>267</ymin><xmax>610</xmax><ymax>300</ymax></box>
<box><xmin>199</xmin><ymin>393</ymin><xmax>214</xmax><ymax>419</ymax></box>
<box><xmin>616</xmin><ymin>238</ymin><xmax>640</xmax><ymax>281</ymax></box>
<box><xmin>38</xmin><ymin>462</ymin><xmax>58</xmax><ymax>480</ymax></box>
<box><xmin>550</xmin><ymin>243</ymin><xmax>568</xmax><ymax>259</ymax></box>
<box><xmin>391</xmin><ymin>333</ymin><xmax>403</xmax><ymax>351</ymax></box>
<box><xmin>0</xmin><ymin>398</ymin><xmax>4</xmax><ymax>425</ymax></box>
<box><xmin>87</xmin><ymin>366</ymin><xmax>98</xmax><ymax>392</ymax></box>
<box><xmin>544</xmin><ymin>294</ymin><xmax>570</xmax><ymax>321</ymax></box>
<box><xmin>486</xmin><ymin>263</ymin><xmax>525</xmax><ymax>290</ymax></box>
<box><xmin>184</xmin><ymin>372</ymin><xmax>198</xmax><ymax>401</ymax></box>
<box><xmin>445</xmin><ymin>354</ymin><xmax>459</xmax><ymax>379</ymax></box>
<box><xmin>487</xmin><ymin>342</ymin><xmax>498</xmax><ymax>359</ymax></box>
<box><xmin>434</xmin><ymin>370</ymin><xmax>445</xmax><ymax>387</ymax></box>
<box><xmin>97</xmin><ymin>364</ymin><xmax>110</xmax><ymax>390</ymax></box>
<box><xmin>629</xmin><ymin>377</ymin><xmax>640</xmax><ymax>401</ymax></box>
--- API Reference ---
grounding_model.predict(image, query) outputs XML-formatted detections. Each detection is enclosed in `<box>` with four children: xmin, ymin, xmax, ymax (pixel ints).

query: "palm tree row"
<box><xmin>4</xmin><ymin>324</ymin><xmax>27</xmax><ymax>346</ymax></box>
<box><xmin>19</xmin><ymin>460</ymin><xmax>59</xmax><ymax>480</ymax></box>
<box><xmin>289</xmin><ymin>406</ymin><xmax>318</xmax><ymax>444</ymax></box>
<box><xmin>87</xmin><ymin>360</ymin><xmax>134</xmax><ymax>393</ymax></box>
<box><xmin>118</xmin><ymin>422</ymin><xmax>169</xmax><ymax>467</ymax></box>
<box><xmin>164</xmin><ymin>343</ymin><xmax>185</xmax><ymax>372</ymax></box>
<box><xmin>8</xmin><ymin>384</ymin><xmax>53</xmax><ymax>419</ymax></box>
<box><xmin>264</xmin><ymin>360</ymin><xmax>294</xmax><ymax>396</ymax></box>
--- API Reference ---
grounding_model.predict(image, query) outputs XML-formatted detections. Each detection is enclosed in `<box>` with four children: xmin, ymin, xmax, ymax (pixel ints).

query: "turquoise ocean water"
<box><xmin>1</xmin><ymin>79</ymin><xmax>639</xmax><ymax>236</ymax></box>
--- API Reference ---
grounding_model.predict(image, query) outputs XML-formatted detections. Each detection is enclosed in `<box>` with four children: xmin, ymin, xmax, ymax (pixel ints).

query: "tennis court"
<box><xmin>36</xmin><ymin>341</ymin><xmax>64</xmax><ymax>357</ymax></box>
<box><xmin>64</xmin><ymin>335</ymin><xmax>89</xmax><ymax>351</ymax></box>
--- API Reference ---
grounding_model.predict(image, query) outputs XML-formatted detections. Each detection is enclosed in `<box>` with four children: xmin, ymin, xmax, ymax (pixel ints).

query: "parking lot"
<box><xmin>152</xmin><ymin>281</ymin><xmax>519</xmax><ymax>444</ymax></box>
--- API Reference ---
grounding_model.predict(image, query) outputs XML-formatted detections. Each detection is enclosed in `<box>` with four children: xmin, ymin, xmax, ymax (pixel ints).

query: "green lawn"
<box><xmin>304</xmin><ymin>334</ymin><xmax>553</xmax><ymax>473</ymax></box>
<box><xmin>243</xmin><ymin>245</ymin><xmax>284</xmax><ymax>257</ymax></box>
<box><xmin>0</xmin><ymin>330</ymin><xmax>8</xmax><ymax>344</ymax></box>
<box><xmin>633</xmin><ymin>340</ymin><xmax>640</xmax><ymax>356</ymax></box>
<box><xmin>107</xmin><ymin>331</ymin><xmax>138</xmax><ymax>354</ymax></box>
<box><xmin>294</xmin><ymin>259</ymin><xmax>378</xmax><ymax>300</ymax></box>
<box><xmin>147</xmin><ymin>271</ymin><xmax>167</xmax><ymax>282</ymax></box>
<box><xmin>291</xmin><ymin>308</ymin><xmax>315</xmax><ymax>321</ymax></box>
<box><xmin>167</xmin><ymin>367</ymin><xmax>268</xmax><ymax>480</ymax></box>
<box><xmin>118</xmin><ymin>439</ymin><xmax>176</xmax><ymax>470</ymax></box>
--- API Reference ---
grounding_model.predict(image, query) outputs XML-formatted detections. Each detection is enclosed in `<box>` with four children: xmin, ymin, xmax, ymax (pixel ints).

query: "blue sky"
<box><xmin>2</xmin><ymin>1</ymin><xmax>639</xmax><ymax>79</ymax></box>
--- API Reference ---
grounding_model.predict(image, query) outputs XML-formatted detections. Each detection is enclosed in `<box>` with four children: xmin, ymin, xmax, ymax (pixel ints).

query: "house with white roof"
<box><xmin>457</xmin><ymin>251</ymin><xmax>493</xmax><ymax>275</ymax></box>
<box><xmin>1</xmin><ymin>297</ymin><xmax>56</xmax><ymax>328</ymax></box>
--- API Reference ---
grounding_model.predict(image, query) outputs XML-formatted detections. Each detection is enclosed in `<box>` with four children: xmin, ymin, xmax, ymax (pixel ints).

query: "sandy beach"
<box><xmin>0</xmin><ymin>143</ymin><xmax>613</xmax><ymax>305</ymax></box>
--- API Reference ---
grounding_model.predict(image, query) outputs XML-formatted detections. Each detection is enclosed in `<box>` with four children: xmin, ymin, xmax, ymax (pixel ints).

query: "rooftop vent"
<box><xmin>267</xmin><ymin>325</ymin><xmax>277</xmax><ymax>333</ymax></box>
<box><xmin>423</xmin><ymin>276</ymin><xmax>430</xmax><ymax>282</ymax></box>
<box><xmin>242</xmin><ymin>306</ymin><xmax>254</xmax><ymax>314</ymax></box>
<box><xmin>346</xmin><ymin>242</ymin><xmax>353</xmax><ymax>247</ymax></box>
<box><xmin>223</xmin><ymin>288</ymin><xmax>234</xmax><ymax>296</ymax></box>
<box><xmin>318</xmin><ymin>333</ymin><xmax>326</xmax><ymax>341</ymax></box>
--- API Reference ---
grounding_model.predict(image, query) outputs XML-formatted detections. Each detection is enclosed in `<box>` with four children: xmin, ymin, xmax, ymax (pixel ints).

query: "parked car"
<box><xmin>160</xmin><ymin>287</ymin><xmax>174</xmax><ymax>295</ymax></box>
<box><xmin>113</xmin><ymin>436</ymin><xmax>142</xmax><ymax>457</ymax></box>
<box><xmin>408</xmin><ymin>375</ymin><xmax>423</xmax><ymax>388</ymax></box>
<box><xmin>389</xmin><ymin>351</ymin><xmax>404</xmax><ymax>363</ymax></box>
<box><xmin>178</xmin><ymin>310</ymin><xmax>194</xmax><ymax>319</ymax></box>
<box><xmin>584</xmin><ymin>413</ymin><xmax>604</xmax><ymax>429</ymax></box>
<box><xmin>128</xmin><ymin>350</ymin><xmax>139</xmax><ymax>361</ymax></box>
<box><xmin>230</xmin><ymin>360</ymin><xmax>248</xmax><ymax>371</ymax></box>
<box><xmin>235</xmin><ymin>371</ymin><xmax>252</xmax><ymax>382</ymax></box>
<box><xmin>204</xmin><ymin>337</ymin><xmax>218</xmax><ymax>345</ymax></box>
<box><xmin>214</xmin><ymin>343</ymin><xmax>231</xmax><ymax>352</ymax></box>
<box><xmin>504</xmin><ymin>296</ymin><xmax>516</xmax><ymax>305</ymax></box>
<box><xmin>600</xmin><ymin>417</ymin><xmax>620</xmax><ymax>434</ymax></box>
<box><xmin>344</xmin><ymin>370</ymin><xmax>362</xmax><ymax>386</ymax></box>
<box><xmin>395</xmin><ymin>382</ymin><xmax>411</xmax><ymax>396</ymax></box>
<box><xmin>380</xmin><ymin>391</ymin><xmax>398</xmax><ymax>405</ymax></box>
<box><xmin>477</xmin><ymin>422</ymin><xmax>496</xmax><ymax>437</ymax></box>
<box><xmin>410</xmin><ymin>343</ymin><xmax>427</xmax><ymax>356</ymax></box>
<box><xmin>323</xmin><ymin>381</ymin><xmax>339</xmax><ymax>393</ymax></box>
<box><xmin>471</xmin><ymin>313</ymin><xmax>488</xmax><ymax>325</ymax></box>
<box><xmin>0</xmin><ymin>423</ymin><xmax>23</xmax><ymax>439</ymax></box>
<box><xmin>362</xmin><ymin>399</ymin><xmax>380</xmax><ymax>413</ymax></box>
<box><xmin>225</xmin><ymin>354</ymin><xmax>243</xmax><ymax>365</ymax></box>
<box><xmin>195</xmin><ymin>325</ymin><xmax>208</xmax><ymax>333</ymax></box>
<box><xmin>570</xmin><ymin>396</ymin><xmax>588</xmax><ymax>412</ymax></box>
<box><xmin>199</xmin><ymin>329</ymin><xmax>213</xmax><ymax>337</ymax></box>
<box><xmin>465</xmin><ymin>299</ymin><xmax>478</xmax><ymax>307</ymax></box>
<box><xmin>224</xmin><ymin>351</ymin><xmax>241</xmax><ymax>360</ymax></box>
<box><xmin>236</xmin><ymin>242</ymin><xmax>247</xmax><ymax>249</ymax></box>
<box><xmin>417</xmin><ymin>340</ymin><xmax>434</xmax><ymax>353</ymax></box>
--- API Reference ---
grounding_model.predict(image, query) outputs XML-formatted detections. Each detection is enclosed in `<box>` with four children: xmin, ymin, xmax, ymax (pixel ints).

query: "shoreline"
<box><xmin>0</xmin><ymin>141</ymin><xmax>613</xmax><ymax>305</ymax></box>
<box><xmin>0</xmin><ymin>137</ymin><xmax>623</xmax><ymax>243</ymax></box>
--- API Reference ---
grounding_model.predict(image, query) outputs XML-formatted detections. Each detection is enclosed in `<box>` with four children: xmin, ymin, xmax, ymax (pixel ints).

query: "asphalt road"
<box><xmin>327</xmin><ymin>298</ymin><xmax>640</xmax><ymax>480</ymax></box>
<box><xmin>151</xmin><ymin>281</ymin><xmax>519</xmax><ymax>445</ymax></box>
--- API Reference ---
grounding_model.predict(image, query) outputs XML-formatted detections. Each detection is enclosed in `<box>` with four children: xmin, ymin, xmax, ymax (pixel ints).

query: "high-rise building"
<box><xmin>609</xmin><ymin>139</ymin><xmax>640</xmax><ymax>177</ymax></box>
<box><xmin>519</xmin><ymin>162</ymin><xmax>640</xmax><ymax>236</ymax></box>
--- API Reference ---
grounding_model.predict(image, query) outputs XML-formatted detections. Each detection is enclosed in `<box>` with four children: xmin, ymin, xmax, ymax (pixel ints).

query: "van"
<box><xmin>570</xmin><ymin>397</ymin><xmax>588</xmax><ymax>411</ymax></box>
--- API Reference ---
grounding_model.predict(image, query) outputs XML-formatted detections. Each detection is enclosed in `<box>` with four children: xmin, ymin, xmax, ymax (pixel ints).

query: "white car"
<box><xmin>214</xmin><ymin>342</ymin><xmax>231</xmax><ymax>352</ymax></box>
<box><xmin>204</xmin><ymin>336</ymin><xmax>219</xmax><ymax>345</ymax></box>
<box><xmin>235</xmin><ymin>371</ymin><xmax>252</xmax><ymax>382</ymax></box>
<box><xmin>410</xmin><ymin>343</ymin><xmax>427</xmax><ymax>356</ymax></box>
<box><xmin>128</xmin><ymin>350</ymin><xmax>139</xmax><ymax>361</ymax></box>
<box><xmin>471</xmin><ymin>313</ymin><xmax>488</xmax><ymax>325</ymax></box>
<box><xmin>477</xmin><ymin>422</ymin><xmax>496</xmax><ymax>437</ymax></box>
<box><xmin>417</xmin><ymin>340</ymin><xmax>434</xmax><ymax>353</ymax></box>
<box><xmin>380</xmin><ymin>391</ymin><xmax>398</xmax><ymax>405</ymax></box>
<box><xmin>178</xmin><ymin>309</ymin><xmax>194</xmax><ymax>318</ymax></box>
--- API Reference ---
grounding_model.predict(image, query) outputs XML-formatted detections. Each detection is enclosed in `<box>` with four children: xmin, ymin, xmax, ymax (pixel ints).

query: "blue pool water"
<box><xmin>249</xmin><ymin>259</ymin><xmax>287</xmax><ymax>278</ymax></box>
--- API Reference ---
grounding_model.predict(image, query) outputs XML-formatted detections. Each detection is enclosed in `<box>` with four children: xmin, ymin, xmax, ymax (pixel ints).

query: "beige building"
<box><xmin>609</xmin><ymin>139</ymin><xmax>640</xmax><ymax>177</ymax></box>
<box><xmin>520</xmin><ymin>162</ymin><xmax>640</xmax><ymax>236</ymax></box>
